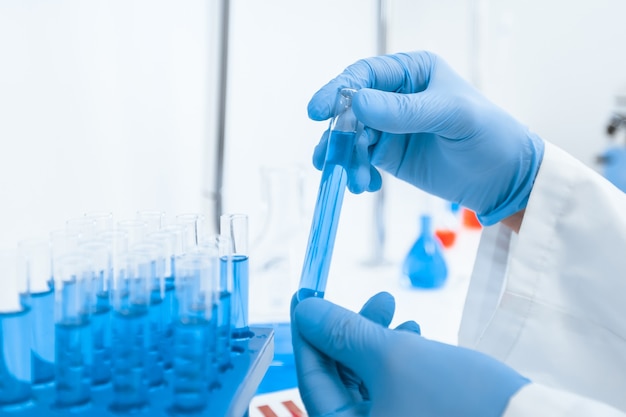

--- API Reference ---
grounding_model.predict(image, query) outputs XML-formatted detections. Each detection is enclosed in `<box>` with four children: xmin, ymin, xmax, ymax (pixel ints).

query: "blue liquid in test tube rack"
<box><xmin>220</xmin><ymin>214</ymin><xmax>252</xmax><ymax>341</ymax></box>
<box><xmin>298</xmin><ymin>88</ymin><xmax>360</xmax><ymax>301</ymax></box>
<box><xmin>53</xmin><ymin>254</ymin><xmax>93</xmax><ymax>409</ymax></box>
<box><xmin>18</xmin><ymin>239</ymin><xmax>55</xmax><ymax>386</ymax></box>
<box><xmin>0</xmin><ymin>249</ymin><xmax>32</xmax><ymax>410</ymax></box>
<box><xmin>172</xmin><ymin>251</ymin><xmax>218</xmax><ymax>414</ymax></box>
<box><xmin>109</xmin><ymin>251</ymin><xmax>152</xmax><ymax>413</ymax></box>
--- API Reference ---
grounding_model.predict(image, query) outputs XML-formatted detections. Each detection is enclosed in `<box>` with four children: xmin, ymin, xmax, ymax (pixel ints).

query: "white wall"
<box><xmin>0</xmin><ymin>0</ymin><xmax>213</xmax><ymax>247</ymax></box>
<box><xmin>478</xmin><ymin>0</ymin><xmax>626</xmax><ymax>166</ymax></box>
<box><xmin>2</xmin><ymin>0</ymin><xmax>625</xmax><ymax>281</ymax></box>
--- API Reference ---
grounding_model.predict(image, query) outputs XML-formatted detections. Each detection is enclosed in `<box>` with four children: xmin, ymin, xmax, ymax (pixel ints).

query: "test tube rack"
<box><xmin>0</xmin><ymin>327</ymin><xmax>274</xmax><ymax>417</ymax></box>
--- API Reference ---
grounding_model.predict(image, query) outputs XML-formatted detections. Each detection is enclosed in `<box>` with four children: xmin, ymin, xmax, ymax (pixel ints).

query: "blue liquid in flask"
<box><xmin>298</xmin><ymin>130</ymin><xmax>355</xmax><ymax>301</ymax></box>
<box><xmin>403</xmin><ymin>215</ymin><xmax>448</xmax><ymax>289</ymax></box>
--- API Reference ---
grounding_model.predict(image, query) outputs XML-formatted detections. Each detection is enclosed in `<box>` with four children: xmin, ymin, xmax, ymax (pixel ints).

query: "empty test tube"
<box><xmin>0</xmin><ymin>249</ymin><xmax>32</xmax><ymax>408</ymax></box>
<box><xmin>298</xmin><ymin>88</ymin><xmax>361</xmax><ymax>301</ymax></box>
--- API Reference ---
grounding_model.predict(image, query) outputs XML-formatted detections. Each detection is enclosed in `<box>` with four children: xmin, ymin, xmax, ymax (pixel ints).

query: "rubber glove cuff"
<box><xmin>477</xmin><ymin>131</ymin><xmax>545</xmax><ymax>226</ymax></box>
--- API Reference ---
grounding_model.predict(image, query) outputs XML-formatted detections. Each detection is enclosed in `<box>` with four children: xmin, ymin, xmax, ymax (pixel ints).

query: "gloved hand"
<box><xmin>308</xmin><ymin>51</ymin><xmax>545</xmax><ymax>225</ymax></box>
<box><xmin>291</xmin><ymin>293</ymin><xmax>530</xmax><ymax>417</ymax></box>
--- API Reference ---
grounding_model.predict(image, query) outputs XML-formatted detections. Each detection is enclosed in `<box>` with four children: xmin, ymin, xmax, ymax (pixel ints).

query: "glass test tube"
<box><xmin>18</xmin><ymin>238</ymin><xmax>55</xmax><ymax>386</ymax></box>
<box><xmin>137</xmin><ymin>210</ymin><xmax>166</xmax><ymax>234</ymax></box>
<box><xmin>172</xmin><ymin>250</ymin><xmax>218</xmax><ymax>413</ymax></box>
<box><xmin>84</xmin><ymin>211</ymin><xmax>114</xmax><ymax>235</ymax></box>
<box><xmin>81</xmin><ymin>239</ymin><xmax>112</xmax><ymax>386</ymax></box>
<box><xmin>220</xmin><ymin>213</ymin><xmax>251</xmax><ymax>339</ymax></box>
<box><xmin>53</xmin><ymin>253</ymin><xmax>93</xmax><ymax>408</ymax></box>
<box><xmin>132</xmin><ymin>241</ymin><xmax>167</xmax><ymax>388</ymax></box>
<box><xmin>214</xmin><ymin>234</ymin><xmax>233</xmax><ymax>369</ymax></box>
<box><xmin>146</xmin><ymin>227</ymin><xmax>183</xmax><ymax>370</ymax></box>
<box><xmin>176</xmin><ymin>213</ymin><xmax>207</xmax><ymax>253</ymax></box>
<box><xmin>298</xmin><ymin>88</ymin><xmax>360</xmax><ymax>301</ymax></box>
<box><xmin>0</xmin><ymin>249</ymin><xmax>32</xmax><ymax>408</ymax></box>
<box><xmin>117</xmin><ymin>219</ymin><xmax>148</xmax><ymax>247</ymax></box>
<box><xmin>109</xmin><ymin>251</ymin><xmax>152</xmax><ymax>412</ymax></box>
<box><xmin>66</xmin><ymin>216</ymin><xmax>98</xmax><ymax>241</ymax></box>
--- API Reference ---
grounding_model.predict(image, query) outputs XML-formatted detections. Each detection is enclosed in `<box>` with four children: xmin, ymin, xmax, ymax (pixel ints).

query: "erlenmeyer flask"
<box><xmin>402</xmin><ymin>214</ymin><xmax>448</xmax><ymax>289</ymax></box>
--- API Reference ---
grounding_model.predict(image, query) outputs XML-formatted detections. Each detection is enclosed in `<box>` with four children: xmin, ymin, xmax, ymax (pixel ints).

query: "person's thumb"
<box><xmin>352</xmin><ymin>88</ymin><xmax>462</xmax><ymax>136</ymax></box>
<box><xmin>294</xmin><ymin>297</ymin><xmax>386</xmax><ymax>383</ymax></box>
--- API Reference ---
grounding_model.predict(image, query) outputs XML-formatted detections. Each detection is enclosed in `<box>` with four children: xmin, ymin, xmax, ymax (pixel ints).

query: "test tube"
<box><xmin>220</xmin><ymin>213</ymin><xmax>251</xmax><ymax>339</ymax></box>
<box><xmin>0</xmin><ymin>249</ymin><xmax>32</xmax><ymax>408</ymax></box>
<box><xmin>137</xmin><ymin>210</ymin><xmax>166</xmax><ymax>234</ymax></box>
<box><xmin>18</xmin><ymin>238</ymin><xmax>55</xmax><ymax>386</ymax></box>
<box><xmin>146</xmin><ymin>227</ymin><xmax>183</xmax><ymax>370</ymax></box>
<box><xmin>109</xmin><ymin>250</ymin><xmax>152</xmax><ymax>413</ymax></box>
<box><xmin>214</xmin><ymin>234</ymin><xmax>233</xmax><ymax>370</ymax></box>
<box><xmin>132</xmin><ymin>241</ymin><xmax>167</xmax><ymax>388</ymax></box>
<box><xmin>172</xmin><ymin>250</ymin><xmax>218</xmax><ymax>413</ymax></box>
<box><xmin>81</xmin><ymin>239</ymin><xmax>112</xmax><ymax>386</ymax></box>
<box><xmin>298</xmin><ymin>88</ymin><xmax>361</xmax><ymax>300</ymax></box>
<box><xmin>84</xmin><ymin>211</ymin><xmax>114</xmax><ymax>234</ymax></box>
<box><xmin>176</xmin><ymin>213</ymin><xmax>207</xmax><ymax>253</ymax></box>
<box><xmin>66</xmin><ymin>216</ymin><xmax>98</xmax><ymax>241</ymax></box>
<box><xmin>117</xmin><ymin>219</ymin><xmax>148</xmax><ymax>247</ymax></box>
<box><xmin>53</xmin><ymin>253</ymin><xmax>93</xmax><ymax>408</ymax></box>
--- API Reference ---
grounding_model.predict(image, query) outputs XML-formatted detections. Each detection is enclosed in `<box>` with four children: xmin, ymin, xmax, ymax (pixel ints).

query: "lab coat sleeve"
<box><xmin>459</xmin><ymin>141</ymin><xmax>626</xmax><ymax>411</ymax></box>
<box><xmin>503</xmin><ymin>383</ymin><xmax>626</xmax><ymax>417</ymax></box>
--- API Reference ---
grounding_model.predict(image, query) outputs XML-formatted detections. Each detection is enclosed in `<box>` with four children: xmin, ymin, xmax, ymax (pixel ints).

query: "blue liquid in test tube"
<box><xmin>30</xmin><ymin>290</ymin><xmax>55</xmax><ymax>386</ymax></box>
<box><xmin>0</xmin><ymin>312</ymin><xmax>32</xmax><ymax>409</ymax></box>
<box><xmin>110</xmin><ymin>308</ymin><xmax>150</xmax><ymax>412</ymax></box>
<box><xmin>230</xmin><ymin>255</ymin><xmax>249</xmax><ymax>338</ymax></box>
<box><xmin>172</xmin><ymin>251</ymin><xmax>218</xmax><ymax>414</ymax></box>
<box><xmin>108</xmin><ymin>250</ymin><xmax>152</xmax><ymax>413</ymax></box>
<box><xmin>298</xmin><ymin>88</ymin><xmax>360</xmax><ymax>301</ymax></box>
<box><xmin>220</xmin><ymin>214</ymin><xmax>251</xmax><ymax>340</ymax></box>
<box><xmin>0</xmin><ymin>250</ymin><xmax>32</xmax><ymax>409</ymax></box>
<box><xmin>18</xmin><ymin>239</ymin><xmax>55</xmax><ymax>386</ymax></box>
<box><xmin>53</xmin><ymin>255</ymin><xmax>93</xmax><ymax>409</ymax></box>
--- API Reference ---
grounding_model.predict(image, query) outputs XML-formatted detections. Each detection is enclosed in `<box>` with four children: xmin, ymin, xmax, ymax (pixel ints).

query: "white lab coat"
<box><xmin>459</xmin><ymin>142</ymin><xmax>626</xmax><ymax>416</ymax></box>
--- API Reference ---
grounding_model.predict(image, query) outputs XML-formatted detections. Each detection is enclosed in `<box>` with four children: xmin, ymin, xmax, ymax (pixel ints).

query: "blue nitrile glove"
<box><xmin>308</xmin><ymin>51</ymin><xmax>545</xmax><ymax>225</ymax></box>
<box><xmin>291</xmin><ymin>294</ymin><xmax>530</xmax><ymax>417</ymax></box>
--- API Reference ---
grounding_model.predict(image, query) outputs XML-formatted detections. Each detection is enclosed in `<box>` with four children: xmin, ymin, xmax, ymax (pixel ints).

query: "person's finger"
<box><xmin>307</xmin><ymin>52</ymin><xmax>436</xmax><ymax>121</ymax></box>
<box><xmin>358</xmin><ymin>291</ymin><xmax>395</xmax><ymax>326</ymax></box>
<box><xmin>294</xmin><ymin>297</ymin><xmax>388</xmax><ymax>384</ymax></box>
<box><xmin>352</xmin><ymin>88</ymin><xmax>471</xmax><ymax>137</ymax></box>
<box><xmin>312</xmin><ymin>129</ymin><xmax>329</xmax><ymax>171</ymax></box>
<box><xmin>290</xmin><ymin>295</ymin><xmax>356</xmax><ymax>415</ymax></box>
<box><xmin>337</xmin><ymin>291</ymin><xmax>396</xmax><ymax>399</ymax></box>
<box><xmin>395</xmin><ymin>320</ymin><xmax>421</xmax><ymax>335</ymax></box>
